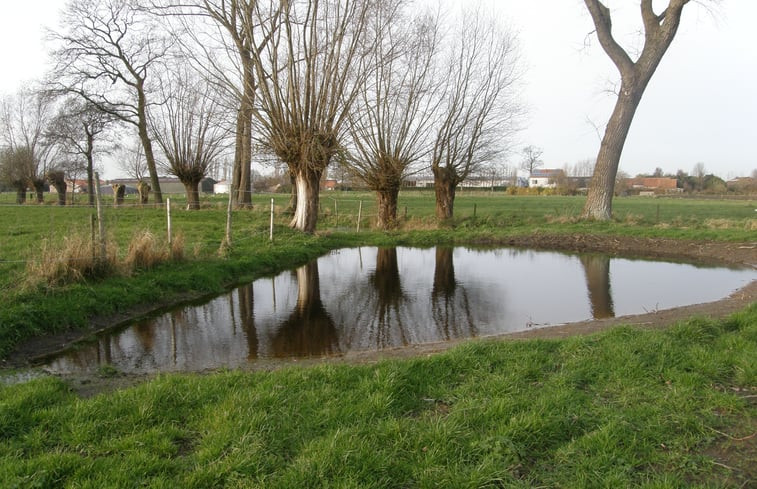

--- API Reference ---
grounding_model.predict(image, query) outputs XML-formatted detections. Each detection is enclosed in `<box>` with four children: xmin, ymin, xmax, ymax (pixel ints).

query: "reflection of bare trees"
<box><xmin>431</xmin><ymin>247</ymin><xmax>477</xmax><ymax>339</ymax></box>
<box><xmin>236</xmin><ymin>285</ymin><xmax>258</xmax><ymax>360</ymax></box>
<box><xmin>270</xmin><ymin>262</ymin><xmax>338</xmax><ymax>357</ymax></box>
<box><xmin>579</xmin><ymin>254</ymin><xmax>615</xmax><ymax>319</ymax></box>
<box><xmin>356</xmin><ymin>247</ymin><xmax>411</xmax><ymax>348</ymax></box>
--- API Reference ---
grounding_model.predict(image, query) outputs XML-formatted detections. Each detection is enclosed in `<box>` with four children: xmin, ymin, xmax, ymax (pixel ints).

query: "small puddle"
<box><xmin>42</xmin><ymin>247</ymin><xmax>755</xmax><ymax>374</ymax></box>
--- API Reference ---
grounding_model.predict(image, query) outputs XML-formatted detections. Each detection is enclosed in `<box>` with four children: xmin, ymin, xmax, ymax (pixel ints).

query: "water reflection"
<box><xmin>44</xmin><ymin>247</ymin><xmax>755</xmax><ymax>374</ymax></box>
<box><xmin>269</xmin><ymin>262</ymin><xmax>338</xmax><ymax>357</ymax></box>
<box><xmin>579</xmin><ymin>254</ymin><xmax>615</xmax><ymax>319</ymax></box>
<box><xmin>432</xmin><ymin>247</ymin><xmax>477</xmax><ymax>340</ymax></box>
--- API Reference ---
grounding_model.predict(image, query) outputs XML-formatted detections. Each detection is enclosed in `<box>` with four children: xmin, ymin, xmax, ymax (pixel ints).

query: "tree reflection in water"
<box><xmin>235</xmin><ymin>284</ymin><xmax>258</xmax><ymax>360</ymax></box>
<box><xmin>269</xmin><ymin>261</ymin><xmax>339</xmax><ymax>357</ymax></box>
<box><xmin>339</xmin><ymin>247</ymin><xmax>412</xmax><ymax>350</ymax></box>
<box><xmin>579</xmin><ymin>254</ymin><xmax>615</xmax><ymax>319</ymax></box>
<box><xmin>43</xmin><ymin>246</ymin><xmax>753</xmax><ymax>375</ymax></box>
<box><xmin>431</xmin><ymin>247</ymin><xmax>477</xmax><ymax>339</ymax></box>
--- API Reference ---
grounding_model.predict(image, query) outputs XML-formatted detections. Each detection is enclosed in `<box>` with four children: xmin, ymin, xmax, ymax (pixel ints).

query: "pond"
<box><xmin>42</xmin><ymin>247</ymin><xmax>755</xmax><ymax>374</ymax></box>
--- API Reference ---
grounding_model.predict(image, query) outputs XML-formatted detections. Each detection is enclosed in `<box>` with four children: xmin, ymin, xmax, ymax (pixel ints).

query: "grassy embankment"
<box><xmin>0</xmin><ymin>192</ymin><xmax>755</xmax><ymax>359</ymax></box>
<box><xmin>1</xmin><ymin>306</ymin><xmax>756</xmax><ymax>487</ymax></box>
<box><xmin>0</xmin><ymin>192</ymin><xmax>755</xmax><ymax>486</ymax></box>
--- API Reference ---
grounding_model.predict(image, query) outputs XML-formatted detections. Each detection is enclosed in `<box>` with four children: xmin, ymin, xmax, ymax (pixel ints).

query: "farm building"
<box><xmin>529</xmin><ymin>169</ymin><xmax>564</xmax><ymax>188</ymax></box>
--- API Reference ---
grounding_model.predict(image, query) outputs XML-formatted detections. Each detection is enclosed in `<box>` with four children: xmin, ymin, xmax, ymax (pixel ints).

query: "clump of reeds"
<box><xmin>25</xmin><ymin>229</ymin><xmax>187</xmax><ymax>288</ymax></box>
<box><xmin>704</xmin><ymin>218</ymin><xmax>757</xmax><ymax>231</ymax></box>
<box><xmin>25</xmin><ymin>235</ymin><xmax>118</xmax><ymax>288</ymax></box>
<box><xmin>124</xmin><ymin>230</ymin><xmax>184</xmax><ymax>272</ymax></box>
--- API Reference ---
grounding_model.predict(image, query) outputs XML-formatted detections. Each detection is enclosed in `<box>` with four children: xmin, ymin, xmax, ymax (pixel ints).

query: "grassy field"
<box><xmin>0</xmin><ymin>191</ymin><xmax>755</xmax><ymax>358</ymax></box>
<box><xmin>1</xmin><ymin>306</ymin><xmax>755</xmax><ymax>487</ymax></box>
<box><xmin>1</xmin><ymin>191</ymin><xmax>755</xmax><ymax>487</ymax></box>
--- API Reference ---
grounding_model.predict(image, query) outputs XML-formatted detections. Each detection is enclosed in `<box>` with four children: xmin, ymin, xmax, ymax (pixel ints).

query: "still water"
<box><xmin>43</xmin><ymin>247</ymin><xmax>755</xmax><ymax>374</ymax></box>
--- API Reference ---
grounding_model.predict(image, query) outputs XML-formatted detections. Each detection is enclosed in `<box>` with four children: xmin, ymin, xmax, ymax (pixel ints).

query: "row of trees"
<box><xmin>1</xmin><ymin>0</ymin><xmax>708</xmax><ymax>230</ymax></box>
<box><xmin>1</xmin><ymin>0</ymin><xmax>522</xmax><ymax>230</ymax></box>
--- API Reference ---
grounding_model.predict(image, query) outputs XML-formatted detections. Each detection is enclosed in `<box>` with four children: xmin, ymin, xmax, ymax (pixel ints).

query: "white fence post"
<box><xmin>93</xmin><ymin>171</ymin><xmax>106</xmax><ymax>261</ymax></box>
<box><xmin>270</xmin><ymin>198</ymin><xmax>275</xmax><ymax>241</ymax></box>
<box><xmin>166</xmin><ymin>197</ymin><xmax>172</xmax><ymax>246</ymax></box>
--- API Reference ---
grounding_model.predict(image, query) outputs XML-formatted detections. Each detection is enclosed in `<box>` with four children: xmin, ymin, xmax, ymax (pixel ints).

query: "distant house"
<box><xmin>460</xmin><ymin>176</ymin><xmax>511</xmax><ymax>188</ymax></box>
<box><xmin>214</xmin><ymin>180</ymin><xmax>231</xmax><ymax>194</ymax></box>
<box><xmin>48</xmin><ymin>179</ymin><xmax>89</xmax><ymax>194</ymax></box>
<box><xmin>404</xmin><ymin>175</ymin><xmax>435</xmax><ymax>188</ymax></box>
<box><xmin>108</xmin><ymin>177</ymin><xmax>218</xmax><ymax>195</ymax></box>
<box><xmin>529</xmin><ymin>169</ymin><xmax>564</xmax><ymax>188</ymax></box>
<box><xmin>322</xmin><ymin>179</ymin><xmax>338</xmax><ymax>191</ymax></box>
<box><xmin>624</xmin><ymin>177</ymin><xmax>680</xmax><ymax>193</ymax></box>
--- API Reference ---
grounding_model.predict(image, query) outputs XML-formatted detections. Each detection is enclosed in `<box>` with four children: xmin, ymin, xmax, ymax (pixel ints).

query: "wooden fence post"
<box><xmin>93</xmin><ymin>171</ymin><xmax>106</xmax><ymax>261</ymax></box>
<box><xmin>356</xmin><ymin>200</ymin><xmax>363</xmax><ymax>232</ymax></box>
<box><xmin>270</xmin><ymin>198</ymin><xmax>275</xmax><ymax>241</ymax></box>
<box><xmin>166</xmin><ymin>198</ymin><xmax>172</xmax><ymax>246</ymax></box>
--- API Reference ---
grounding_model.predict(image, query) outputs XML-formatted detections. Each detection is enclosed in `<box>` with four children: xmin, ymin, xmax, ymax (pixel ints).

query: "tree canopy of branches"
<box><xmin>346</xmin><ymin>4</ymin><xmax>441</xmax><ymax>229</ymax></box>
<box><xmin>0</xmin><ymin>90</ymin><xmax>57</xmax><ymax>203</ymax></box>
<box><xmin>250</xmin><ymin>0</ymin><xmax>377</xmax><ymax>233</ymax></box>
<box><xmin>581</xmin><ymin>0</ymin><xmax>694</xmax><ymax>220</ymax></box>
<box><xmin>49</xmin><ymin>0</ymin><xmax>173</xmax><ymax>204</ymax></box>
<box><xmin>520</xmin><ymin>145</ymin><xmax>543</xmax><ymax>176</ymax></box>
<box><xmin>150</xmin><ymin>69</ymin><xmax>231</xmax><ymax>209</ymax></box>
<box><xmin>430</xmin><ymin>9</ymin><xmax>521</xmax><ymax>219</ymax></box>
<box><xmin>157</xmin><ymin>0</ymin><xmax>262</xmax><ymax>207</ymax></box>
<box><xmin>47</xmin><ymin>97</ymin><xmax>114</xmax><ymax>206</ymax></box>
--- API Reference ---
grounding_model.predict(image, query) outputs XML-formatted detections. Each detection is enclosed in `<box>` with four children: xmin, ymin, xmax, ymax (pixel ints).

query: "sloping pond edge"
<box><xmin>3</xmin><ymin>234</ymin><xmax>755</xmax><ymax>377</ymax></box>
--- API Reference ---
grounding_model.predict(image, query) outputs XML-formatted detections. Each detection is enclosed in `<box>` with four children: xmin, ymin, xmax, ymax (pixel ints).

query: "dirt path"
<box><xmin>3</xmin><ymin>235</ymin><xmax>755</xmax><ymax>396</ymax></box>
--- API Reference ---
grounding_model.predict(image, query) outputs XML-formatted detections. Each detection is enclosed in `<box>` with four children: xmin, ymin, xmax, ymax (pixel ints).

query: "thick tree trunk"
<box><xmin>582</xmin><ymin>85</ymin><xmax>643</xmax><ymax>220</ymax></box>
<box><xmin>233</xmin><ymin>61</ymin><xmax>254</xmax><ymax>208</ymax></box>
<box><xmin>290</xmin><ymin>167</ymin><xmax>323</xmax><ymax>233</ymax></box>
<box><xmin>14</xmin><ymin>183</ymin><xmax>26</xmax><ymax>204</ymax></box>
<box><xmin>237</xmin><ymin>105</ymin><xmax>252</xmax><ymax>208</ymax></box>
<box><xmin>376</xmin><ymin>187</ymin><xmax>400</xmax><ymax>230</ymax></box>
<box><xmin>287</xmin><ymin>172</ymin><xmax>297</xmax><ymax>214</ymax></box>
<box><xmin>31</xmin><ymin>180</ymin><xmax>45</xmax><ymax>204</ymax></box>
<box><xmin>183</xmin><ymin>180</ymin><xmax>201</xmax><ymax>210</ymax></box>
<box><xmin>112</xmin><ymin>184</ymin><xmax>125</xmax><ymax>206</ymax></box>
<box><xmin>433</xmin><ymin>167</ymin><xmax>457</xmax><ymax>219</ymax></box>
<box><xmin>53</xmin><ymin>183</ymin><xmax>67</xmax><ymax>205</ymax></box>
<box><xmin>86</xmin><ymin>133</ymin><xmax>95</xmax><ymax>207</ymax></box>
<box><xmin>136</xmin><ymin>84</ymin><xmax>163</xmax><ymax>204</ymax></box>
<box><xmin>231</xmin><ymin>107</ymin><xmax>243</xmax><ymax>205</ymax></box>
<box><xmin>137</xmin><ymin>181</ymin><xmax>150</xmax><ymax>205</ymax></box>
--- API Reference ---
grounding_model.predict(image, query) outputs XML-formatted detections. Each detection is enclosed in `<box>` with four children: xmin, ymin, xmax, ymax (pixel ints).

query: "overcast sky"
<box><xmin>1</xmin><ymin>0</ymin><xmax>755</xmax><ymax>179</ymax></box>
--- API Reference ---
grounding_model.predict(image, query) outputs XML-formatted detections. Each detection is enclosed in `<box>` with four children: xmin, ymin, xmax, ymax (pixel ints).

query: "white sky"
<box><xmin>0</xmin><ymin>0</ymin><xmax>755</xmax><ymax>179</ymax></box>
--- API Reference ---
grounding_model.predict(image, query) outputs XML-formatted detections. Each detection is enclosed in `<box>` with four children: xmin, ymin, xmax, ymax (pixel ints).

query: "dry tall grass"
<box><xmin>25</xmin><ymin>235</ymin><xmax>118</xmax><ymax>288</ymax></box>
<box><xmin>25</xmin><ymin>230</ymin><xmax>186</xmax><ymax>288</ymax></box>
<box><xmin>124</xmin><ymin>230</ymin><xmax>184</xmax><ymax>272</ymax></box>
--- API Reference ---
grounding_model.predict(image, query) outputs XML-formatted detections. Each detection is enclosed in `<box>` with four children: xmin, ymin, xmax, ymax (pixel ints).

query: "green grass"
<box><xmin>0</xmin><ymin>192</ymin><xmax>755</xmax><ymax>487</ymax></box>
<box><xmin>1</xmin><ymin>305</ymin><xmax>755</xmax><ymax>487</ymax></box>
<box><xmin>0</xmin><ymin>191</ymin><xmax>754</xmax><ymax>359</ymax></box>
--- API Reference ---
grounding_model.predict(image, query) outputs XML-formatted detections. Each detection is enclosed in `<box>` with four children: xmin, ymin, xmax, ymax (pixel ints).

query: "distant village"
<box><xmin>39</xmin><ymin>165</ymin><xmax>756</xmax><ymax>201</ymax></box>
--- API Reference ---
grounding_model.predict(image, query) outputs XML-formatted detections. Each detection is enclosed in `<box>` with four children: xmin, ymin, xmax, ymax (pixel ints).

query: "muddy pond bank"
<box><xmin>3</xmin><ymin>234</ymin><xmax>755</xmax><ymax>394</ymax></box>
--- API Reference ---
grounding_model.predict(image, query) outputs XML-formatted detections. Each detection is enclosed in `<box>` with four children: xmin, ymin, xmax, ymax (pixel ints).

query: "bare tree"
<box><xmin>115</xmin><ymin>135</ymin><xmax>149</xmax><ymax>181</ymax></box>
<box><xmin>520</xmin><ymin>145</ymin><xmax>543</xmax><ymax>176</ymax></box>
<box><xmin>430</xmin><ymin>9</ymin><xmax>521</xmax><ymax>219</ymax></box>
<box><xmin>581</xmin><ymin>0</ymin><xmax>698</xmax><ymax>220</ymax></box>
<box><xmin>0</xmin><ymin>147</ymin><xmax>33</xmax><ymax>204</ymax></box>
<box><xmin>46</xmin><ymin>97</ymin><xmax>114</xmax><ymax>206</ymax></box>
<box><xmin>0</xmin><ymin>90</ymin><xmax>57</xmax><ymax>203</ymax></box>
<box><xmin>249</xmin><ymin>0</ymin><xmax>378</xmax><ymax>233</ymax></box>
<box><xmin>49</xmin><ymin>0</ymin><xmax>173</xmax><ymax>203</ymax></box>
<box><xmin>150</xmin><ymin>68</ymin><xmax>231</xmax><ymax>209</ymax></box>
<box><xmin>155</xmin><ymin>0</ymin><xmax>261</xmax><ymax>207</ymax></box>
<box><xmin>346</xmin><ymin>5</ymin><xmax>441</xmax><ymax>229</ymax></box>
